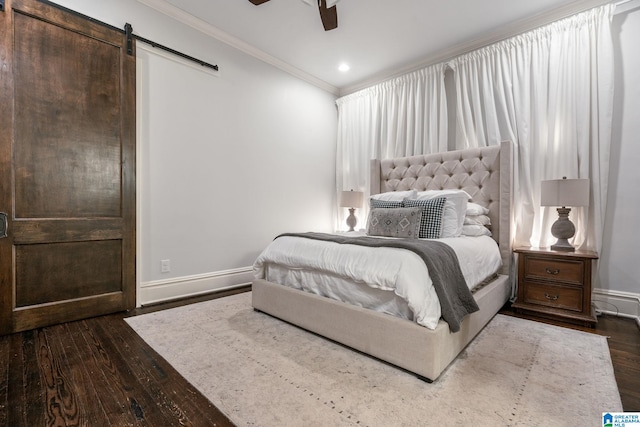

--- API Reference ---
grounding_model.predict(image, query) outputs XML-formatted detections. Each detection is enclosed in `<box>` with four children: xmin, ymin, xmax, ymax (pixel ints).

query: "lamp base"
<box><xmin>551</xmin><ymin>238</ymin><xmax>575</xmax><ymax>252</ymax></box>
<box><xmin>345</xmin><ymin>208</ymin><xmax>357</xmax><ymax>232</ymax></box>
<box><xmin>550</xmin><ymin>207</ymin><xmax>576</xmax><ymax>252</ymax></box>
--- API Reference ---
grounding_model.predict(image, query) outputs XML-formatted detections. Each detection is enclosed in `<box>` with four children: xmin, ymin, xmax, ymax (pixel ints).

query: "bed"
<box><xmin>252</xmin><ymin>141</ymin><xmax>513</xmax><ymax>381</ymax></box>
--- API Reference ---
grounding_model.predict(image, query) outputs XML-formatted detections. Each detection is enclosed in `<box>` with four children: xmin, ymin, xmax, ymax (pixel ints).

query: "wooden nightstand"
<box><xmin>512</xmin><ymin>247</ymin><xmax>598</xmax><ymax>327</ymax></box>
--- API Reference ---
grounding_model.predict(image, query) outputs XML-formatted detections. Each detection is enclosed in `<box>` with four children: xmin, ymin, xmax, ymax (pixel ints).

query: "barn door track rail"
<box><xmin>124</xmin><ymin>23</ymin><xmax>218</xmax><ymax>71</ymax></box>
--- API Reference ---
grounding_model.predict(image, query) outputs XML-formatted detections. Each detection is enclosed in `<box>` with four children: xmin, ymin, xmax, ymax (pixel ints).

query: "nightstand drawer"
<box><xmin>513</xmin><ymin>247</ymin><xmax>597</xmax><ymax>327</ymax></box>
<box><xmin>523</xmin><ymin>282</ymin><xmax>583</xmax><ymax>312</ymax></box>
<box><xmin>524</xmin><ymin>256</ymin><xmax>584</xmax><ymax>285</ymax></box>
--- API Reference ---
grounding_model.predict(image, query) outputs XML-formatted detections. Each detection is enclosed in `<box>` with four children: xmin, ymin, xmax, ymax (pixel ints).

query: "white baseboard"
<box><xmin>137</xmin><ymin>267</ymin><xmax>253</xmax><ymax>307</ymax></box>
<box><xmin>592</xmin><ymin>288</ymin><xmax>640</xmax><ymax>328</ymax></box>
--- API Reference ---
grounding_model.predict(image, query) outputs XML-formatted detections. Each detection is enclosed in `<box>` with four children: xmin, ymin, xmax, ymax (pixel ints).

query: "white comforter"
<box><xmin>253</xmin><ymin>233</ymin><xmax>502</xmax><ymax>329</ymax></box>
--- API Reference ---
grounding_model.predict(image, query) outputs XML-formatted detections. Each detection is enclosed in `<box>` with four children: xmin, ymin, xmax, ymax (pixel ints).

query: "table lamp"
<box><xmin>340</xmin><ymin>189</ymin><xmax>363</xmax><ymax>232</ymax></box>
<box><xmin>540</xmin><ymin>177</ymin><xmax>590</xmax><ymax>251</ymax></box>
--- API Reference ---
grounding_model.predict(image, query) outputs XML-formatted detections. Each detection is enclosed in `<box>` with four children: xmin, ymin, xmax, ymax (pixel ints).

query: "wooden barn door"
<box><xmin>0</xmin><ymin>0</ymin><xmax>136</xmax><ymax>334</ymax></box>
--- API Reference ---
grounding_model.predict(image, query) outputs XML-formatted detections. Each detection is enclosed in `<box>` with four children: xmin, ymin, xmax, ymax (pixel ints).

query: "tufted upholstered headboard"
<box><xmin>370</xmin><ymin>141</ymin><xmax>513</xmax><ymax>276</ymax></box>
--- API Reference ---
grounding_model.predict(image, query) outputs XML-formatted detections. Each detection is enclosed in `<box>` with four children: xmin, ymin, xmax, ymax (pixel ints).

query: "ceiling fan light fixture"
<box><xmin>250</xmin><ymin>0</ymin><xmax>338</xmax><ymax>31</ymax></box>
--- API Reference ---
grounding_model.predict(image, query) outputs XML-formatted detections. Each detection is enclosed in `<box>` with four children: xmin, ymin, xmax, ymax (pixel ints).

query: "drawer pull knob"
<box><xmin>545</xmin><ymin>267</ymin><xmax>560</xmax><ymax>275</ymax></box>
<box><xmin>544</xmin><ymin>293</ymin><xmax>559</xmax><ymax>301</ymax></box>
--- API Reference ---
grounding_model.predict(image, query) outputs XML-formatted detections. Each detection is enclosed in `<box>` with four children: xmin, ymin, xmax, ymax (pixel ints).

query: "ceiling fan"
<box><xmin>248</xmin><ymin>0</ymin><xmax>339</xmax><ymax>31</ymax></box>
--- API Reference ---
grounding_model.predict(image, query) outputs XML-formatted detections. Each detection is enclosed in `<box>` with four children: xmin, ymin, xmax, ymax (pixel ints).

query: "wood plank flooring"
<box><xmin>0</xmin><ymin>287</ymin><xmax>638</xmax><ymax>426</ymax></box>
<box><xmin>0</xmin><ymin>288</ymin><xmax>246</xmax><ymax>427</ymax></box>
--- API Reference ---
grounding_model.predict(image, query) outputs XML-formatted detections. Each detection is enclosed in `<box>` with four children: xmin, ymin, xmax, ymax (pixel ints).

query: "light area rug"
<box><xmin>125</xmin><ymin>292</ymin><xmax>622</xmax><ymax>427</ymax></box>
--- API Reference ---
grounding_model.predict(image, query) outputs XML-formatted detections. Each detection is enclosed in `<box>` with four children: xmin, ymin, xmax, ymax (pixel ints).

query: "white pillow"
<box><xmin>370</xmin><ymin>190</ymin><xmax>417</xmax><ymax>202</ymax></box>
<box><xmin>462</xmin><ymin>224</ymin><xmax>492</xmax><ymax>237</ymax></box>
<box><xmin>466</xmin><ymin>202</ymin><xmax>490</xmax><ymax>216</ymax></box>
<box><xmin>415</xmin><ymin>190</ymin><xmax>470</xmax><ymax>237</ymax></box>
<box><xmin>464</xmin><ymin>214</ymin><xmax>491</xmax><ymax>226</ymax></box>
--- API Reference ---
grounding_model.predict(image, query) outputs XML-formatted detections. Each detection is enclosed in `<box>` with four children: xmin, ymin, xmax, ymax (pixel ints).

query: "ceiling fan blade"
<box><xmin>248</xmin><ymin>0</ymin><xmax>270</xmax><ymax>5</ymax></box>
<box><xmin>318</xmin><ymin>0</ymin><xmax>338</xmax><ymax>31</ymax></box>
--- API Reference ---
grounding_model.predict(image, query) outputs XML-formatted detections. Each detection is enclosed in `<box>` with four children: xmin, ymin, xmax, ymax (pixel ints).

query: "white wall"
<box><xmin>595</xmin><ymin>7</ymin><xmax>640</xmax><ymax>318</ymax></box>
<box><xmin>51</xmin><ymin>0</ymin><xmax>338</xmax><ymax>304</ymax></box>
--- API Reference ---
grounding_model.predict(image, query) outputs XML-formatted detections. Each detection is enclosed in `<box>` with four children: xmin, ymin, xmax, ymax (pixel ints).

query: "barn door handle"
<box><xmin>0</xmin><ymin>213</ymin><xmax>7</xmax><ymax>238</ymax></box>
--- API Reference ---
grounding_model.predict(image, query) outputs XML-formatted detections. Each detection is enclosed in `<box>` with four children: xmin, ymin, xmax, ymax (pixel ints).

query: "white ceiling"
<box><xmin>155</xmin><ymin>0</ymin><xmax>606</xmax><ymax>94</ymax></box>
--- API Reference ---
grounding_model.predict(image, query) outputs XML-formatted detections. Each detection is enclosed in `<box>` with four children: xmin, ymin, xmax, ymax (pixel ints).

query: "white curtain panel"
<box><xmin>335</xmin><ymin>65</ymin><xmax>448</xmax><ymax>230</ymax></box>
<box><xmin>450</xmin><ymin>4</ymin><xmax>615</xmax><ymax>253</ymax></box>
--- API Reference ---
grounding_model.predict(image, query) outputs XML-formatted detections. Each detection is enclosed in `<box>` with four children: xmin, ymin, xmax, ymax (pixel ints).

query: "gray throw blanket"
<box><xmin>277</xmin><ymin>232</ymin><xmax>479</xmax><ymax>333</ymax></box>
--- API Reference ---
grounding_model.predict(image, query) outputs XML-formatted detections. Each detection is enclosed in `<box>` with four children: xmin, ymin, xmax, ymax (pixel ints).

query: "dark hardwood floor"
<box><xmin>0</xmin><ymin>288</ymin><xmax>248</xmax><ymax>427</ymax></box>
<box><xmin>1</xmin><ymin>287</ymin><xmax>638</xmax><ymax>426</ymax></box>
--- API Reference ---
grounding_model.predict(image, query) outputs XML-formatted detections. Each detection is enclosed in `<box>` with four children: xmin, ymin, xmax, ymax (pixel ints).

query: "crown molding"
<box><xmin>339</xmin><ymin>0</ymin><xmax>613</xmax><ymax>96</ymax></box>
<box><xmin>135</xmin><ymin>0</ymin><xmax>340</xmax><ymax>96</ymax></box>
<box><xmin>614</xmin><ymin>0</ymin><xmax>640</xmax><ymax>14</ymax></box>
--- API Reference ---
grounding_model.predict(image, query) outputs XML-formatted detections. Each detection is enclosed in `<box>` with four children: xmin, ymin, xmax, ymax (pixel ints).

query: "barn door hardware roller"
<box><xmin>125</xmin><ymin>23</ymin><xmax>134</xmax><ymax>56</ymax></box>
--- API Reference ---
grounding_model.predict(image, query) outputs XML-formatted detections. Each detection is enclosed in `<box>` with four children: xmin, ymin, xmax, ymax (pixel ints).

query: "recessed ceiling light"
<box><xmin>338</xmin><ymin>63</ymin><xmax>350</xmax><ymax>72</ymax></box>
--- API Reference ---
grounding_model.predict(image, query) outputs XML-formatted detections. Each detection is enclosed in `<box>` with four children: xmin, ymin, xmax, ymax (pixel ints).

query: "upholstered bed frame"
<box><xmin>252</xmin><ymin>141</ymin><xmax>513</xmax><ymax>381</ymax></box>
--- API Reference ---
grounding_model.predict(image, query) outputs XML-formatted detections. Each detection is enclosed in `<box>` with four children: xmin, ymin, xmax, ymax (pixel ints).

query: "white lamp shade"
<box><xmin>340</xmin><ymin>190</ymin><xmax>363</xmax><ymax>208</ymax></box>
<box><xmin>541</xmin><ymin>178</ymin><xmax>590</xmax><ymax>207</ymax></box>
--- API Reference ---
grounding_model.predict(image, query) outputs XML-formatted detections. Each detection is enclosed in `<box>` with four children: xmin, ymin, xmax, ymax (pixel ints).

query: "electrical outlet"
<box><xmin>161</xmin><ymin>259</ymin><xmax>170</xmax><ymax>273</ymax></box>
